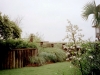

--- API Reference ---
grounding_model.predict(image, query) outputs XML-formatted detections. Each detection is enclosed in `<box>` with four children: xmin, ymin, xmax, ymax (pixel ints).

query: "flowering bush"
<box><xmin>71</xmin><ymin>42</ymin><xmax>100</xmax><ymax>75</ymax></box>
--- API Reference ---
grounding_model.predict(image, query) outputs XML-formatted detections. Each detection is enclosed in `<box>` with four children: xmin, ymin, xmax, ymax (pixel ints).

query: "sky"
<box><xmin>0</xmin><ymin>0</ymin><xmax>100</xmax><ymax>42</ymax></box>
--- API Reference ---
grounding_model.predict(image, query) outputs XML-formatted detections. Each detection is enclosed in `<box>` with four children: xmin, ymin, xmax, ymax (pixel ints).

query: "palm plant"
<box><xmin>82</xmin><ymin>1</ymin><xmax>100</xmax><ymax>27</ymax></box>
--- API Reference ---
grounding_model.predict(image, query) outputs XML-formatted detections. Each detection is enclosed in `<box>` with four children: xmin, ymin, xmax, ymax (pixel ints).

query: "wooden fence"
<box><xmin>0</xmin><ymin>48</ymin><xmax>38</xmax><ymax>70</ymax></box>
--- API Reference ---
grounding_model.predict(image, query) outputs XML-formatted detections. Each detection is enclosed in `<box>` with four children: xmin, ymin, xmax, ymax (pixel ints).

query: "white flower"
<box><xmin>70</xmin><ymin>57</ymin><xmax>73</xmax><ymax>59</ymax></box>
<box><xmin>74</xmin><ymin>52</ymin><xmax>77</xmax><ymax>54</ymax></box>
<box><xmin>73</xmin><ymin>56</ymin><xmax>76</xmax><ymax>58</ymax></box>
<box><xmin>77</xmin><ymin>58</ymin><xmax>81</xmax><ymax>60</ymax></box>
<box><xmin>89</xmin><ymin>55</ymin><xmax>93</xmax><ymax>59</ymax></box>
<box><xmin>66</xmin><ymin>58</ymin><xmax>69</xmax><ymax>61</ymax></box>
<box><xmin>72</xmin><ymin>47</ymin><xmax>75</xmax><ymax>49</ymax></box>
<box><xmin>88</xmin><ymin>49</ymin><xmax>91</xmax><ymax>51</ymax></box>
<box><xmin>66</xmin><ymin>52</ymin><xmax>70</xmax><ymax>55</ymax></box>
<box><xmin>77</xmin><ymin>46</ymin><xmax>80</xmax><ymax>48</ymax></box>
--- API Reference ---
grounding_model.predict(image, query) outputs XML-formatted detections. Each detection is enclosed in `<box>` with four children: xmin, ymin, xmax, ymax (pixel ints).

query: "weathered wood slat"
<box><xmin>21</xmin><ymin>50</ymin><xmax>23</xmax><ymax>67</ymax></box>
<box><xmin>12</xmin><ymin>50</ymin><xmax>15</xmax><ymax>69</ymax></box>
<box><xmin>0</xmin><ymin>48</ymin><xmax>38</xmax><ymax>69</ymax></box>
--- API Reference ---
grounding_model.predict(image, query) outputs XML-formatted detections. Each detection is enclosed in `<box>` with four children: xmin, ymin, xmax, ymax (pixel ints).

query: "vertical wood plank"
<box><xmin>10</xmin><ymin>51</ymin><xmax>12</xmax><ymax>69</ymax></box>
<box><xmin>12</xmin><ymin>50</ymin><xmax>15</xmax><ymax>69</ymax></box>
<box><xmin>7</xmin><ymin>51</ymin><xmax>10</xmax><ymax>69</ymax></box>
<box><xmin>19</xmin><ymin>50</ymin><xmax>21</xmax><ymax>68</ymax></box>
<box><xmin>17</xmin><ymin>50</ymin><xmax>19</xmax><ymax>68</ymax></box>
<box><xmin>15</xmin><ymin>50</ymin><xmax>18</xmax><ymax>68</ymax></box>
<box><xmin>21</xmin><ymin>50</ymin><xmax>23</xmax><ymax>67</ymax></box>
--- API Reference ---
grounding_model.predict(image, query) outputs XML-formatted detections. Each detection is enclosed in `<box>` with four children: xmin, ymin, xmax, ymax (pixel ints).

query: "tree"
<box><xmin>63</xmin><ymin>20</ymin><xmax>84</xmax><ymax>47</ymax></box>
<box><xmin>0</xmin><ymin>12</ymin><xmax>22</xmax><ymax>39</ymax></box>
<box><xmin>82</xmin><ymin>1</ymin><xmax>100</xmax><ymax>27</ymax></box>
<box><xmin>14</xmin><ymin>16</ymin><xmax>23</xmax><ymax>26</ymax></box>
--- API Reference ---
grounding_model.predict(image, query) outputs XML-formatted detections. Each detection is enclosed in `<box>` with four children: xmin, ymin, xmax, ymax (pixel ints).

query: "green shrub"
<box><xmin>16</xmin><ymin>41</ymin><xmax>37</xmax><ymax>49</ymax></box>
<box><xmin>55</xmin><ymin>51</ymin><xmax>66</xmax><ymax>62</ymax></box>
<box><xmin>39</xmin><ymin>52</ymin><xmax>57</xmax><ymax>63</ymax></box>
<box><xmin>0</xmin><ymin>39</ymin><xmax>37</xmax><ymax>50</ymax></box>
<box><xmin>71</xmin><ymin>42</ymin><xmax>100</xmax><ymax>75</ymax></box>
<box><xmin>39</xmin><ymin>52</ymin><xmax>50</xmax><ymax>62</ymax></box>
<box><xmin>47</xmin><ymin>53</ymin><xmax>57</xmax><ymax>62</ymax></box>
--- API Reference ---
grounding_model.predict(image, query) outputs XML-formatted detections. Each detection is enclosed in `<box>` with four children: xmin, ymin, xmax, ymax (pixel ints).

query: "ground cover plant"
<box><xmin>0</xmin><ymin>62</ymin><xmax>82</xmax><ymax>75</ymax></box>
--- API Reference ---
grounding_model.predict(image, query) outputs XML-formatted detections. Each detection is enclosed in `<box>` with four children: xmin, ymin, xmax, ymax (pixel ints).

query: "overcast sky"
<box><xmin>0</xmin><ymin>0</ymin><xmax>100</xmax><ymax>42</ymax></box>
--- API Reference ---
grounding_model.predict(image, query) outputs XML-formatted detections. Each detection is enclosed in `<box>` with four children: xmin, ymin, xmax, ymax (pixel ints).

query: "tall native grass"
<box><xmin>29</xmin><ymin>47</ymin><xmax>67</xmax><ymax>66</ymax></box>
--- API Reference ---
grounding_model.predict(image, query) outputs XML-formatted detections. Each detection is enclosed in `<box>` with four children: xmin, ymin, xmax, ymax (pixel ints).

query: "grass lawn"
<box><xmin>0</xmin><ymin>62</ymin><xmax>82</xmax><ymax>75</ymax></box>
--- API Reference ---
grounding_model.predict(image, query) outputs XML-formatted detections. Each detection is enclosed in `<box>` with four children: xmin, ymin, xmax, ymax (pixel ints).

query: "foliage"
<box><xmin>29</xmin><ymin>56</ymin><xmax>46</xmax><ymax>66</ymax></box>
<box><xmin>0</xmin><ymin>39</ymin><xmax>37</xmax><ymax>50</ymax></box>
<box><xmin>42</xmin><ymin>48</ymin><xmax>67</xmax><ymax>62</ymax></box>
<box><xmin>63</xmin><ymin>20</ymin><xmax>84</xmax><ymax>47</ymax></box>
<box><xmin>39</xmin><ymin>52</ymin><xmax>57</xmax><ymax>63</ymax></box>
<box><xmin>29</xmin><ymin>47</ymin><xmax>67</xmax><ymax>66</ymax></box>
<box><xmin>71</xmin><ymin>41</ymin><xmax>100</xmax><ymax>75</ymax></box>
<box><xmin>0</xmin><ymin>12</ymin><xmax>22</xmax><ymax>39</ymax></box>
<box><xmin>82</xmin><ymin>1</ymin><xmax>100</xmax><ymax>27</ymax></box>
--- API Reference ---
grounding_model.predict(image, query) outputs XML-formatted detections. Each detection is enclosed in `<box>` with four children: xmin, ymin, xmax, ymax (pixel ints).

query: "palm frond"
<box><xmin>82</xmin><ymin>1</ymin><xmax>96</xmax><ymax>20</ymax></box>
